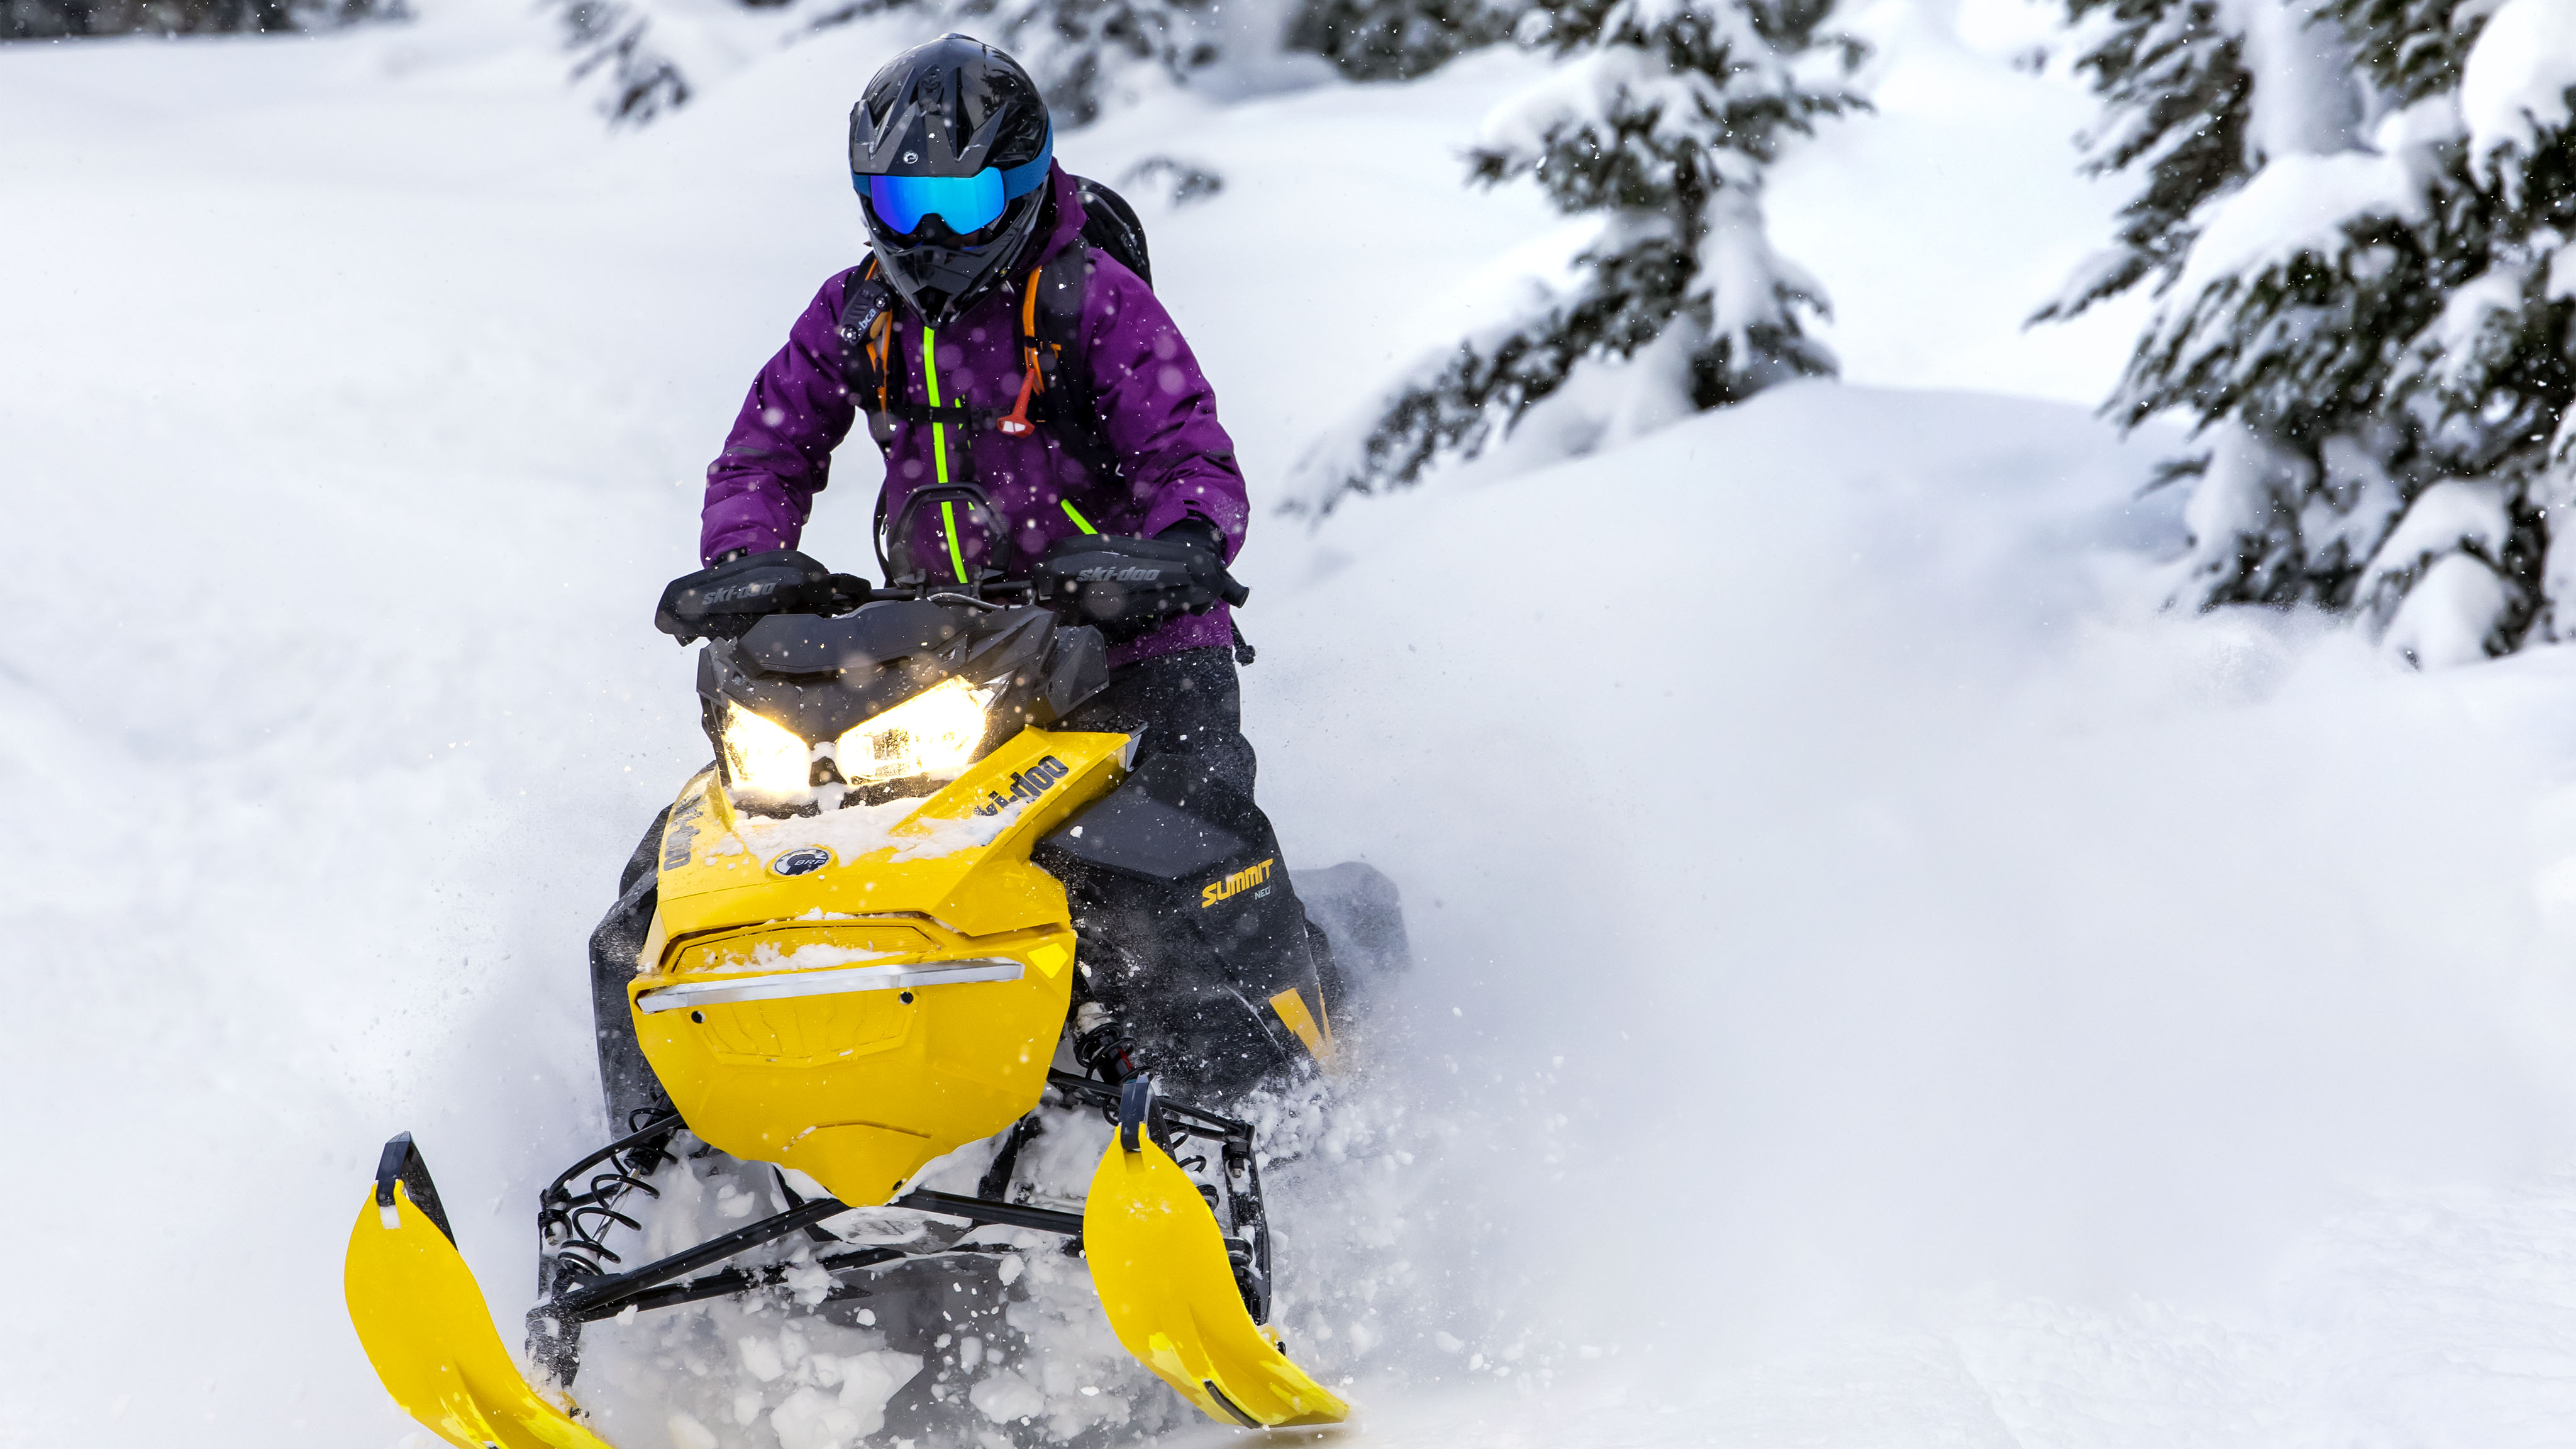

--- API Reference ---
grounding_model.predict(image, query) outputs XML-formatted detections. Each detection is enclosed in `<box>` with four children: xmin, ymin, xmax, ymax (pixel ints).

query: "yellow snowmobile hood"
<box><xmin>628</xmin><ymin>726</ymin><xmax>1128</xmax><ymax>1206</ymax></box>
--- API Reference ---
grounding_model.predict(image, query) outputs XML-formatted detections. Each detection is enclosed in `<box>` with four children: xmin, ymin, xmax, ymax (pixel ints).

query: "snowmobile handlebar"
<box><xmin>660</xmin><ymin>548</ymin><xmax>1245</xmax><ymax>650</ymax></box>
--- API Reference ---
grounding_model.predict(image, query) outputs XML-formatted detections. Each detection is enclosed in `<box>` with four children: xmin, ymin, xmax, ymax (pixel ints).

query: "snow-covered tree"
<box><xmin>4</xmin><ymin>0</ymin><xmax>384</xmax><ymax>39</ymax></box>
<box><xmin>1294</xmin><ymin>0</ymin><xmax>1864</xmax><ymax>509</ymax></box>
<box><xmin>555</xmin><ymin>0</ymin><xmax>693</xmax><ymax>125</ymax></box>
<box><xmin>794</xmin><ymin>0</ymin><xmax>1223</xmax><ymax>126</ymax></box>
<box><xmin>2040</xmin><ymin>0</ymin><xmax>2576</xmax><ymax>663</ymax></box>
<box><xmin>1285</xmin><ymin>0</ymin><xmax>1514</xmax><ymax>80</ymax></box>
<box><xmin>948</xmin><ymin>0</ymin><xmax>1221</xmax><ymax>125</ymax></box>
<box><xmin>568</xmin><ymin>0</ymin><xmax>1223</xmax><ymax>127</ymax></box>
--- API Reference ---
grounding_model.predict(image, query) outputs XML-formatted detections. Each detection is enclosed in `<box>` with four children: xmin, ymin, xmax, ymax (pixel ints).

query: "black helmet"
<box><xmin>850</xmin><ymin>36</ymin><xmax>1054</xmax><ymax>329</ymax></box>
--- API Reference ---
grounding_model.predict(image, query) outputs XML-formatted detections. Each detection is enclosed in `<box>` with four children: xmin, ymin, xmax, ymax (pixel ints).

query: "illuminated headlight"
<box><xmin>836</xmin><ymin>678</ymin><xmax>997</xmax><ymax>786</ymax></box>
<box><xmin>719</xmin><ymin>701</ymin><xmax>814</xmax><ymax>795</ymax></box>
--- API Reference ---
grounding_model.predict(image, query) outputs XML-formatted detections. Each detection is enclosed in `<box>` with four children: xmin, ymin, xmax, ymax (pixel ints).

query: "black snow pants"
<box><xmin>587</xmin><ymin>647</ymin><xmax>1333</xmax><ymax>1132</ymax></box>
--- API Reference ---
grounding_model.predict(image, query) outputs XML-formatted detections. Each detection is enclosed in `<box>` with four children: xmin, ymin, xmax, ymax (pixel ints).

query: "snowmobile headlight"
<box><xmin>836</xmin><ymin>677</ymin><xmax>997</xmax><ymax>786</ymax></box>
<box><xmin>719</xmin><ymin>701</ymin><xmax>814</xmax><ymax>796</ymax></box>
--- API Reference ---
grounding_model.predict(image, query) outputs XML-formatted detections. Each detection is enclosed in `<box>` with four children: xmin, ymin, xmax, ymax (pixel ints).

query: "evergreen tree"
<box><xmin>4</xmin><ymin>0</ymin><xmax>382</xmax><ymax>40</ymax></box>
<box><xmin>567</xmin><ymin>0</ymin><xmax>1220</xmax><ymax>127</ymax></box>
<box><xmin>2040</xmin><ymin>0</ymin><xmax>2576</xmax><ymax>663</ymax></box>
<box><xmin>1285</xmin><ymin>0</ymin><xmax>1514</xmax><ymax>82</ymax></box>
<box><xmin>796</xmin><ymin>0</ymin><xmax>1222</xmax><ymax>127</ymax></box>
<box><xmin>1292</xmin><ymin>0</ymin><xmax>1863</xmax><ymax>511</ymax></box>
<box><xmin>947</xmin><ymin>0</ymin><xmax>1221</xmax><ymax>125</ymax></box>
<box><xmin>556</xmin><ymin>0</ymin><xmax>692</xmax><ymax>125</ymax></box>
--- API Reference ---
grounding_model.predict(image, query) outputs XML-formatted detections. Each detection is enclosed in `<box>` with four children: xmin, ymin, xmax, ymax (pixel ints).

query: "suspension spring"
<box><xmin>536</xmin><ymin>1109</ymin><xmax>684</xmax><ymax>1296</ymax></box>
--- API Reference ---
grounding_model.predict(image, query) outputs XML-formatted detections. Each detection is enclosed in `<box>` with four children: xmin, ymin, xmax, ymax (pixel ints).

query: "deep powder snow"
<box><xmin>11</xmin><ymin>4</ymin><xmax>2576</xmax><ymax>1447</ymax></box>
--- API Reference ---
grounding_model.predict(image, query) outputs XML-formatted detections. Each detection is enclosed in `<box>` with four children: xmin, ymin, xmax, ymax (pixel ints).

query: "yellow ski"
<box><xmin>1084</xmin><ymin>1130</ymin><xmax>1350</xmax><ymax>1427</ymax></box>
<box><xmin>344</xmin><ymin>1136</ymin><xmax>612</xmax><ymax>1449</ymax></box>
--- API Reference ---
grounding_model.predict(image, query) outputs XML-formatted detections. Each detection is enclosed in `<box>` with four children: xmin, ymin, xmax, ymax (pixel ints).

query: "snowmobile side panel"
<box><xmin>1035</xmin><ymin>752</ymin><xmax>1249</xmax><ymax>880</ymax></box>
<box><xmin>1084</xmin><ymin>1139</ymin><xmax>1351</xmax><ymax>1428</ymax></box>
<box><xmin>346</xmin><ymin>1177</ymin><xmax>615</xmax><ymax>1449</ymax></box>
<box><xmin>1034</xmin><ymin>752</ymin><xmax>1332</xmax><ymax>1092</ymax></box>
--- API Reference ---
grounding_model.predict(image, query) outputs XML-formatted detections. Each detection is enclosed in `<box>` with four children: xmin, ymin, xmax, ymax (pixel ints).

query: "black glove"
<box><xmin>653</xmin><ymin>549</ymin><xmax>870</xmax><ymax>644</ymax></box>
<box><xmin>1030</xmin><ymin>523</ymin><xmax>1248</xmax><ymax>645</ymax></box>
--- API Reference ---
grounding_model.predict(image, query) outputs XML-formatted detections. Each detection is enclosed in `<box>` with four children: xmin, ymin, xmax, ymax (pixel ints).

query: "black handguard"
<box><xmin>653</xmin><ymin>549</ymin><xmax>871</xmax><ymax>644</ymax></box>
<box><xmin>1030</xmin><ymin>526</ymin><xmax>1248</xmax><ymax>645</ymax></box>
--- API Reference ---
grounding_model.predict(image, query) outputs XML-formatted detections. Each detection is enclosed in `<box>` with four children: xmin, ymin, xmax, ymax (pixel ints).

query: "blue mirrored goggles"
<box><xmin>858</xmin><ymin>130</ymin><xmax>1053</xmax><ymax>236</ymax></box>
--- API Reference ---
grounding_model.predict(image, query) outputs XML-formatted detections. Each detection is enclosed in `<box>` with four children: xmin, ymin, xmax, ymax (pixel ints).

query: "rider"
<box><xmin>591</xmin><ymin>35</ymin><xmax>1335</xmax><ymax>1127</ymax></box>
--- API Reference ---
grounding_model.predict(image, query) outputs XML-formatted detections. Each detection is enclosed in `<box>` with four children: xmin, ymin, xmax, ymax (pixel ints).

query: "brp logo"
<box><xmin>770</xmin><ymin>847</ymin><xmax>832</xmax><ymax>877</ymax></box>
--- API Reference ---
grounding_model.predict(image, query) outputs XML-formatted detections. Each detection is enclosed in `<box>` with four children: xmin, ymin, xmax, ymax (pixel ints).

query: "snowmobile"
<box><xmin>341</xmin><ymin>508</ymin><xmax>1399</xmax><ymax>1447</ymax></box>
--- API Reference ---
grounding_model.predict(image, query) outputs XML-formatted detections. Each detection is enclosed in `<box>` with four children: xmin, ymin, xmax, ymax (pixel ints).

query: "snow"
<box><xmin>729</xmin><ymin>792</ymin><xmax>1021</xmax><ymax>868</ymax></box>
<box><xmin>17</xmin><ymin>4</ymin><xmax>2576</xmax><ymax>1449</ymax></box>
<box><xmin>2172</xmin><ymin>149</ymin><xmax>2429</xmax><ymax>304</ymax></box>
<box><xmin>2362</xmin><ymin>479</ymin><xmax>2515</xmax><ymax>595</ymax></box>
<box><xmin>2407</xmin><ymin>258</ymin><xmax>2531</xmax><ymax>396</ymax></box>
<box><xmin>2175</xmin><ymin>422</ymin><xmax>2304</xmax><ymax>601</ymax></box>
<box><xmin>2382</xmin><ymin>550</ymin><xmax>2517</xmax><ymax>667</ymax></box>
<box><xmin>2361</xmin><ymin>481</ymin><xmax>2517</xmax><ymax>664</ymax></box>
<box><xmin>1764</xmin><ymin>0</ymin><xmax>2149</xmax><ymax>405</ymax></box>
<box><xmin>2462</xmin><ymin>0</ymin><xmax>2576</xmax><ymax>170</ymax></box>
<box><xmin>706</xmin><ymin>940</ymin><xmax>901</xmax><ymax>973</ymax></box>
<box><xmin>2231</xmin><ymin>0</ymin><xmax>2363</xmax><ymax>162</ymax></box>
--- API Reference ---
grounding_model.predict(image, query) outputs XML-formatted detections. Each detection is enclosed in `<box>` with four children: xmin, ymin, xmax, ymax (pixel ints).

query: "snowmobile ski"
<box><xmin>344</xmin><ymin>1135</ymin><xmax>612</xmax><ymax>1449</ymax></box>
<box><xmin>1084</xmin><ymin>1079</ymin><xmax>1349</xmax><ymax>1427</ymax></box>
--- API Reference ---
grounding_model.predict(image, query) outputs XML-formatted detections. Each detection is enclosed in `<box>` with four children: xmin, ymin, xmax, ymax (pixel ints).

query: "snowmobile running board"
<box><xmin>345</xmin><ymin>1074</ymin><xmax>1344</xmax><ymax>1449</ymax></box>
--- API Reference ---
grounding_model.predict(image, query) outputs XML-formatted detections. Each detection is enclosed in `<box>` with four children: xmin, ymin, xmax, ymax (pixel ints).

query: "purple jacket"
<box><xmin>701</xmin><ymin>164</ymin><xmax>1246</xmax><ymax>667</ymax></box>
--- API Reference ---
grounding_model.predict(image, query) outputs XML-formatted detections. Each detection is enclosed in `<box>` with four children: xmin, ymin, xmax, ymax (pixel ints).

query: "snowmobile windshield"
<box><xmin>860</xmin><ymin>128</ymin><xmax>1052</xmax><ymax>235</ymax></box>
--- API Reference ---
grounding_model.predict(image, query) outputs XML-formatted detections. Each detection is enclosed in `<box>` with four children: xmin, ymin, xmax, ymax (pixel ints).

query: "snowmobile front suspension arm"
<box><xmin>528</xmin><ymin>1075</ymin><xmax>1272</xmax><ymax>1383</ymax></box>
<box><xmin>549</xmin><ymin>1189</ymin><xmax>1094</xmax><ymax>1330</ymax></box>
<box><xmin>562</xmin><ymin>1243</ymin><xmax>911</xmax><ymax>1322</ymax></box>
<box><xmin>545</xmin><ymin>1197</ymin><xmax>853</xmax><ymax>1323</ymax></box>
<box><xmin>524</xmin><ymin>1153</ymin><xmax>1104</xmax><ymax>1382</ymax></box>
<box><xmin>1044</xmin><ymin>1069</ymin><xmax>1256</xmax><ymax>1156</ymax></box>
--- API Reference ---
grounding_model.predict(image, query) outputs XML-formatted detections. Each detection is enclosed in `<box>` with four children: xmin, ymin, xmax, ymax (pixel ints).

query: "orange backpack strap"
<box><xmin>997</xmin><ymin>267</ymin><xmax>1046</xmax><ymax>438</ymax></box>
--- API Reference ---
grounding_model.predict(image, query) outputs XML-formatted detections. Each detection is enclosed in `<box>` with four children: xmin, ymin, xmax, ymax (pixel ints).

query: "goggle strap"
<box><xmin>997</xmin><ymin>126</ymin><xmax>1053</xmax><ymax>201</ymax></box>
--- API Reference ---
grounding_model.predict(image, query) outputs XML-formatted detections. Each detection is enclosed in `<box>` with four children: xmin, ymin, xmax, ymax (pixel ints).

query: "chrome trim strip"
<box><xmin>636</xmin><ymin>957</ymin><xmax>1024</xmax><ymax>1013</ymax></box>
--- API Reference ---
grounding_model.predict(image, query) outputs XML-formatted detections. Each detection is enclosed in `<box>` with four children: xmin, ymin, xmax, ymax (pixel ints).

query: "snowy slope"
<box><xmin>11</xmin><ymin>5</ymin><xmax>2576</xmax><ymax>1448</ymax></box>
